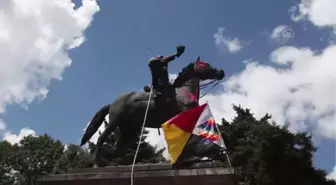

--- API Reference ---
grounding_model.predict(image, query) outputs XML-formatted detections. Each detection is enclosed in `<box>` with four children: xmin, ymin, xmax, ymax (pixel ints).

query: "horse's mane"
<box><xmin>172</xmin><ymin>62</ymin><xmax>194</xmax><ymax>87</ymax></box>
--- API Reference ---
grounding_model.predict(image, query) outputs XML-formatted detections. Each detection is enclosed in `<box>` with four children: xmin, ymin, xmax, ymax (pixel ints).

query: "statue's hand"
<box><xmin>176</xmin><ymin>44</ymin><xmax>185</xmax><ymax>57</ymax></box>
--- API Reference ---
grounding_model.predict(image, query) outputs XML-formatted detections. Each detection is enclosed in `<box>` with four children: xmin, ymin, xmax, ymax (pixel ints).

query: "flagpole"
<box><xmin>206</xmin><ymin>101</ymin><xmax>232</xmax><ymax>168</ymax></box>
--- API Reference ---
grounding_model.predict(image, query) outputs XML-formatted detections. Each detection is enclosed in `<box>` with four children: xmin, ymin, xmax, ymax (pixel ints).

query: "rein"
<box><xmin>179</xmin><ymin>79</ymin><xmax>220</xmax><ymax>99</ymax></box>
<box><xmin>199</xmin><ymin>79</ymin><xmax>219</xmax><ymax>98</ymax></box>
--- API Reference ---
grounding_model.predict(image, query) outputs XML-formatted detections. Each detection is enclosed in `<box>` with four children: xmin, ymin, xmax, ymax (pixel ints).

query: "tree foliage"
<box><xmin>219</xmin><ymin>105</ymin><xmax>335</xmax><ymax>185</ymax></box>
<box><xmin>52</xmin><ymin>144</ymin><xmax>94</xmax><ymax>174</ymax></box>
<box><xmin>0</xmin><ymin>127</ymin><xmax>166</xmax><ymax>185</ymax></box>
<box><xmin>0</xmin><ymin>134</ymin><xmax>92</xmax><ymax>185</ymax></box>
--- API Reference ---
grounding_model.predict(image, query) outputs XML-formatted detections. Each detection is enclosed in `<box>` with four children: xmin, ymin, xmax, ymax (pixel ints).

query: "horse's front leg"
<box><xmin>115</xmin><ymin>132</ymin><xmax>141</xmax><ymax>165</ymax></box>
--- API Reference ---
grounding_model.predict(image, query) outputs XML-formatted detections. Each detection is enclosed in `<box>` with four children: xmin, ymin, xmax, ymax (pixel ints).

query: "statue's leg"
<box><xmin>93</xmin><ymin>129</ymin><xmax>112</xmax><ymax>167</ymax></box>
<box><xmin>155</xmin><ymin>83</ymin><xmax>174</xmax><ymax>104</ymax></box>
<box><xmin>115</xmin><ymin>126</ymin><xmax>141</xmax><ymax>165</ymax></box>
<box><xmin>93</xmin><ymin>106</ymin><xmax>122</xmax><ymax>167</ymax></box>
<box><xmin>114</xmin><ymin>134</ymin><xmax>129</xmax><ymax>164</ymax></box>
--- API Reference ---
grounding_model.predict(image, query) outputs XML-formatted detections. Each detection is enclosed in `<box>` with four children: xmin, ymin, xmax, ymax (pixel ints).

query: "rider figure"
<box><xmin>144</xmin><ymin>44</ymin><xmax>185</xmax><ymax>100</ymax></box>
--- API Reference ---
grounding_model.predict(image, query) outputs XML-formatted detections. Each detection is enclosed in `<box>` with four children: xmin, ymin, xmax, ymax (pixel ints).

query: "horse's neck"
<box><xmin>176</xmin><ymin>78</ymin><xmax>200</xmax><ymax>104</ymax></box>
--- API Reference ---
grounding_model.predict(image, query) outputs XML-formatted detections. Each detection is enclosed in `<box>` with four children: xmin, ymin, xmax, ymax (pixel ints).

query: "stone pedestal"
<box><xmin>38</xmin><ymin>162</ymin><xmax>238</xmax><ymax>185</ymax></box>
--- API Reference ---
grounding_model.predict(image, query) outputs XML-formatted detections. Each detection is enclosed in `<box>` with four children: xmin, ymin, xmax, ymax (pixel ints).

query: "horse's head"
<box><xmin>173</xmin><ymin>56</ymin><xmax>225</xmax><ymax>87</ymax></box>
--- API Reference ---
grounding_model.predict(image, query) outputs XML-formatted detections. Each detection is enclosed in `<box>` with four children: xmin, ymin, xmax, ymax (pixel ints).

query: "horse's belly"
<box><xmin>126</xmin><ymin>104</ymin><xmax>170</xmax><ymax>129</ymax></box>
<box><xmin>127</xmin><ymin>94</ymin><xmax>181</xmax><ymax>129</ymax></box>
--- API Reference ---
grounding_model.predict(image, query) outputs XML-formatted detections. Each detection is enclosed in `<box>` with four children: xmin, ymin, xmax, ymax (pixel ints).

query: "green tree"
<box><xmin>0</xmin><ymin>141</ymin><xmax>17</xmax><ymax>185</ymax></box>
<box><xmin>7</xmin><ymin>134</ymin><xmax>64</xmax><ymax>185</ymax></box>
<box><xmin>0</xmin><ymin>134</ymin><xmax>93</xmax><ymax>185</ymax></box>
<box><xmin>219</xmin><ymin>105</ymin><xmax>335</xmax><ymax>185</ymax></box>
<box><xmin>53</xmin><ymin>144</ymin><xmax>94</xmax><ymax>174</ymax></box>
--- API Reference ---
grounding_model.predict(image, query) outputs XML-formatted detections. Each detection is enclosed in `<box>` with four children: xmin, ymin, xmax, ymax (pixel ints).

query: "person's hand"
<box><xmin>176</xmin><ymin>44</ymin><xmax>185</xmax><ymax>57</ymax></box>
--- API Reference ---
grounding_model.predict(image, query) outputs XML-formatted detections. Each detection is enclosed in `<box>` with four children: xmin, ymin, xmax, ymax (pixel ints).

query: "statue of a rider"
<box><xmin>144</xmin><ymin>44</ymin><xmax>185</xmax><ymax>103</ymax></box>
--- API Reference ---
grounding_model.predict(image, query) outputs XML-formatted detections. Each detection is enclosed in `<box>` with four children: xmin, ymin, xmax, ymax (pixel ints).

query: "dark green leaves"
<box><xmin>219</xmin><ymin>105</ymin><xmax>335</xmax><ymax>185</ymax></box>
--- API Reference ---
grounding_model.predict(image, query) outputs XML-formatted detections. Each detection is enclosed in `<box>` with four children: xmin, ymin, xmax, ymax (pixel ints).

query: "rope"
<box><xmin>130</xmin><ymin>85</ymin><xmax>153</xmax><ymax>185</ymax></box>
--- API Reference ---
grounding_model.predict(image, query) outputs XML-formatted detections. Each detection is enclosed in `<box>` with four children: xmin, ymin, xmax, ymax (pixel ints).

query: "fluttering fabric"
<box><xmin>162</xmin><ymin>103</ymin><xmax>226</xmax><ymax>164</ymax></box>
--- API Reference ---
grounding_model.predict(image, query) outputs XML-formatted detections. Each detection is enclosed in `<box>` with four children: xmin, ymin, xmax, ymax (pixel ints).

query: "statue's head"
<box><xmin>156</xmin><ymin>55</ymin><xmax>164</xmax><ymax>59</ymax></box>
<box><xmin>193</xmin><ymin>56</ymin><xmax>224</xmax><ymax>80</ymax></box>
<box><xmin>173</xmin><ymin>56</ymin><xmax>225</xmax><ymax>87</ymax></box>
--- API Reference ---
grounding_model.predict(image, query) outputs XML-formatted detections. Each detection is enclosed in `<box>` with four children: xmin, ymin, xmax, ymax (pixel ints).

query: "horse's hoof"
<box><xmin>94</xmin><ymin>153</ymin><xmax>114</xmax><ymax>167</ymax></box>
<box><xmin>93</xmin><ymin>159</ymin><xmax>105</xmax><ymax>167</ymax></box>
<box><xmin>108</xmin><ymin>162</ymin><xmax>119</xmax><ymax>166</ymax></box>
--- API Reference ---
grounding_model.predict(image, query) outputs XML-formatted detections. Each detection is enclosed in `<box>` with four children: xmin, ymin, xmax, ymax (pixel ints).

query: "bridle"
<box><xmin>174</xmin><ymin>62</ymin><xmax>221</xmax><ymax>100</ymax></box>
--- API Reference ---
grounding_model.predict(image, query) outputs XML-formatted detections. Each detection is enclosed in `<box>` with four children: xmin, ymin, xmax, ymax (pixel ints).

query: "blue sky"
<box><xmin>0</xmin><ymin>0</ymin><xmax>335</xmax><ymax>177</ymax></box>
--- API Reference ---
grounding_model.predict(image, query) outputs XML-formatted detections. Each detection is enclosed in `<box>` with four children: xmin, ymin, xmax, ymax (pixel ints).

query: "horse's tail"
<box><xmin>80</xmin><ymin>104</ymin><xmax>110</xmax><ymax>146</ymax></box>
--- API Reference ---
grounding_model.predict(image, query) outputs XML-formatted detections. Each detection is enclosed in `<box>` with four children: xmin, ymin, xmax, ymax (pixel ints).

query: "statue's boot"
<box><xmin>143</xmin><ymin>85</ymin><xmax>151</xmax><ymax>92</ymax></box>
<box><xmin>144</xmin><ymin>85</ymin><xmax>162</xmax><ymax>97</ymax></box>
<box><xmin>144</xmin><ymin>84</ymin><xmax>174</xmax><ymax>105</ymax></box>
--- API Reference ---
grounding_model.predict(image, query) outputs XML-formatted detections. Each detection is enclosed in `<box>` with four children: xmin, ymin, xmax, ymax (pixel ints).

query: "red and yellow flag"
<box><xmin>162</xmin><ymin>103</ymin><xmax>226</xmax><ymax>164</ymax></box>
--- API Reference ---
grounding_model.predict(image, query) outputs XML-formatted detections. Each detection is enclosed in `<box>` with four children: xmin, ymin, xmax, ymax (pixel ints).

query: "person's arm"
<box><xmin>162</xmin><ymin>53</ymin><xmax>178</xmax><ymax>64</ymax></box>
<box><xmin>162</xmin><ymin>45</ymin><xmax>185</xmax><ymax>64</ymax></box>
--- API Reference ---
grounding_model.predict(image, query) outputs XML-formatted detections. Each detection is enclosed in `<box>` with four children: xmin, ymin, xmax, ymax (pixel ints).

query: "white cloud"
<box><xmin>169</xmin><ymin>73</ymin><xmax>178</xmax><ymax>83</ymax></box>
<box><xmin>327</xmin><ymin>165</ymin><xmax>336</xmax><ymax>181</ymax></box>
<box><xmin>213</xmin><ymin>27</ymin><xmax>243</xmax><ymax>53</ymax></box>
<box><xmin>63</xmin><ymin>143</ymin><xmax>70</xmax><ymax>152</ymax></box>
<box><xmin>201</xmin><ymin>44</ymin><xmax>336</xmax><ymax>139</ymax></box>
<box><xmin>290</xmin><ymin>0</ymin><xmax>336</xmax><ymax>28</ymax></box>
<box><xmin>0</xmin><ymin>0</ymin><xmax>99</xmax><ymax>137</ymax></box>
<box><xmin>270</xmin><ymin>25</ymin><xmax>295</xmax><ymax>43</ymax></box>
<box><xmin>3</xmin><ymin>128</ymin><xmax>37</xmax><ymax>145</ymax></box>
<box><xmin>0</xmin><ymin>119</ymin><xmax>6</xmax><ymax>130</ymax></box>
<box><xmin>0</xmin><ymin>0</ymin><xmax>99</xmax><ymax>116</ymax></box>
<box><xmin>145</xmin><ymin>128</ymin><xmax>169</xmax><ymax>159</ymax></box>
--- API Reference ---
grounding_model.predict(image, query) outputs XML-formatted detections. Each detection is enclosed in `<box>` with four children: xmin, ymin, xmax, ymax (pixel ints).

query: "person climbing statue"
<box><xmin>144</xmin><ymin>44</ymin><xmax>186</xmax><ymax>100</ymax></box>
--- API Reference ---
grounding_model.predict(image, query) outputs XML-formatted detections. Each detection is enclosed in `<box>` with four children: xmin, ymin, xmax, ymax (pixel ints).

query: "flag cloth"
<box><xmin>162</xmin><ymin>103</ymin><xmax>226</xmax><ymax>164</ymax></box>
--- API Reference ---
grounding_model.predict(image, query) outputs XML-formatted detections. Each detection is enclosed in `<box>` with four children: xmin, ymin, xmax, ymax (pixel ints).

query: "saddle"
<box><xmin>143</xmin><ymin>84</ymin><xmax>175</xmax><ymax>103</ymax></box>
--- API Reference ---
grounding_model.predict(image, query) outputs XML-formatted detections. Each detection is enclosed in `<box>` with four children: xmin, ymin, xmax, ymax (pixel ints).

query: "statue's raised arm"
<box><xmin>146</xmin><ymin>45</ymin><xmax>186</xmax><ymax>99</ymax></box>
<box><xmin>162</xmin><ymin>44</ymin><xmax>185</xmax><ymax>64</ymax></box>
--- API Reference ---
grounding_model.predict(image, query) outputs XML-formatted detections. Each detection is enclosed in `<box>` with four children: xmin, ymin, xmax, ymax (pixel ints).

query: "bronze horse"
<box><xmin>81</xmin><ymin>57</ymin><xmax>225</xmax><ymax>167</ymax></box>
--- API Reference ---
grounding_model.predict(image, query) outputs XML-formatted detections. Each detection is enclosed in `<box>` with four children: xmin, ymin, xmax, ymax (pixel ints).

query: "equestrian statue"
<box><xmin>81</xmin><ymin>45</ymin><xmax>225</xmax><ymax>167</ymax></box>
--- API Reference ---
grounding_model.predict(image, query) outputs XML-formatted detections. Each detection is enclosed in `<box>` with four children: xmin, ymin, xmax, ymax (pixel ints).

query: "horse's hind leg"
<box><xmin>93</xmin><ymin>106</ymin><xmax>122</xmax><ymax>167</ymax></box>
<box><xmin>93</xmin><ymin>129</ymin><xmax>113</xmax><ymax>167</ymax></box>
